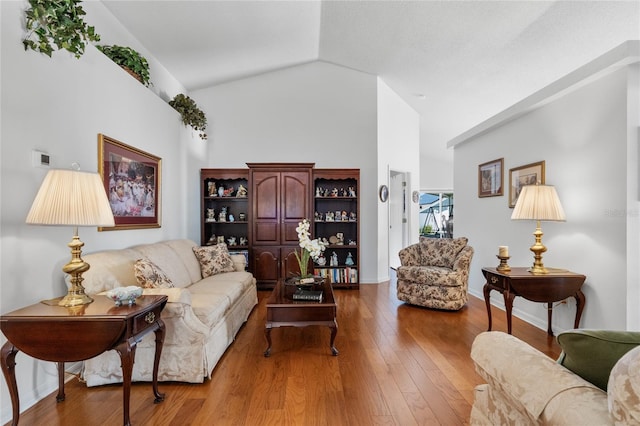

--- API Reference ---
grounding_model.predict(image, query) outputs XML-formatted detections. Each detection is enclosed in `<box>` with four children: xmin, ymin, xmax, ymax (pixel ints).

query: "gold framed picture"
<box><xmin>509</xmin><ymin>160</ymin><xmax>545</xmax><ymax>208</ymax></box>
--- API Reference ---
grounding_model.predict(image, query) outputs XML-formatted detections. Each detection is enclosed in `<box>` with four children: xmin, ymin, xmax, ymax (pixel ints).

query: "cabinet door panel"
<box><xmin>254</xmin><ymin>223</ymin><xmax>278</xmax><ymax>244</ymax></box>
<box><xmin>253</xmin><ymin>173</ymin><xmax>279</xmax><ymax>220</ymax></box>
<box><xmin>281</xmin><ymin>171</ymin><xmax>311</xmax><ymax>244</ymax></box>
<box><xmin>253</xmin><ymin>247</ymin><xmax>280</xmax><ymax>283</ymax></box>
<box><xmin>282</xmin><ymin>247</ymin><xmax>302</xmax><ymax>279</ymax></box>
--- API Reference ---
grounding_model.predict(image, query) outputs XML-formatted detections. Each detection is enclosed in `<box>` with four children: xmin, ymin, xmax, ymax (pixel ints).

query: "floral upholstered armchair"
<box><xmin>396</xmin><ymin>237</ymin><xmax>474</xmax><ymax>310</ymax></box>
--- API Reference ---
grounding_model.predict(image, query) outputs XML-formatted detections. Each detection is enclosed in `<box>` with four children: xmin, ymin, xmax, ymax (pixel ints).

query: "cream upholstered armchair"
<box><xmin>396</xmin><ymin>237</ymin><xmax>473</xmax><ymax>310</ymax></box>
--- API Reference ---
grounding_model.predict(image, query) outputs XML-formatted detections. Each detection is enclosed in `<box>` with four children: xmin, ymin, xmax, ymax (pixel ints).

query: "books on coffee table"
<box><xmin>292</xmin><ymin>289</ymin><xmax>323</xmax><ymax>302</ymax></box>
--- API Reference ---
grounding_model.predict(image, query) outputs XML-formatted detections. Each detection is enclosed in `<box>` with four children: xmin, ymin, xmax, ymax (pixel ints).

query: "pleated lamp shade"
<box><xmin>26</xmin><ymin>169</ymin><xmax>115</xmax><ymax>227</ymax></box>
<box><xmin>511</xmin><ymin>185</ymin><xmax>566</xmax><ymax>222</ymax></box>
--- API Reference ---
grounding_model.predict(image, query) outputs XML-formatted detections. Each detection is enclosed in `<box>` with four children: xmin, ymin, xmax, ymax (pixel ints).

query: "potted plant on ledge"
<box><xmin>96</xmin><ymin>44</ymin><xmax>151</xmax><ymax>86</ymax></box>
<box><xmin>169</xmin><ymin>94</ymin><xmax>208</xmax><ymax>140</ymax></box>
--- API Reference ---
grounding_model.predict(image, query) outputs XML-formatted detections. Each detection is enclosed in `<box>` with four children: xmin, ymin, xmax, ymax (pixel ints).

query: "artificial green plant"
<box><xmin>168</xmin><ymin>94</ymin><xmax>208</xmax><ymax>140</ymax></box>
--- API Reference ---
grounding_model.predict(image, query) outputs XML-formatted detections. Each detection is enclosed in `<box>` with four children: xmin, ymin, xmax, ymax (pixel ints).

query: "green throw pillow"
<box><xmin>557</xmin><ymin>329</ymin><xmax>640</xmax><ymax>391</ymax></box>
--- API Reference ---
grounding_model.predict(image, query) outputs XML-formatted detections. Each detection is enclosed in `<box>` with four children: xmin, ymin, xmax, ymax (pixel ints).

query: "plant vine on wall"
<box><xmin>97</xmin><ymin>45</ymin><xmax>151</xmax><ymax>86</ymax></box>
<box><xmin>169</xmin><ymin>94</ymin><xmax>208</xmax><ymax>141</ymax></box>
<box><xmin>23</xmin><ymin>0</ymin><xmax>100</xmax><ymax>58</ymax></box>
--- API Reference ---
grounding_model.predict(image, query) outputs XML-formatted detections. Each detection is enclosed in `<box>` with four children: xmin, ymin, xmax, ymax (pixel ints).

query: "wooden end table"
<box><xmin>482</xmin><ymin>267</ymin><xmax>586</xmax><ymax>336</ymax></box>
<box><xmin>264</xmin><ymin>279</ymin><xmax>338</xmax><ymax>357</ymax></box>
<box><xmin>0</xmin><ymin>294</ymin><xmax>167</xmax><ymax>426</ymax></box>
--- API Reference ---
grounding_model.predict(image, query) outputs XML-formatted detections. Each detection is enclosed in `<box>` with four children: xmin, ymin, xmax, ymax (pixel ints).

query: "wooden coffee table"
<box><xmin>264</xmin><ymin>278</ymin><xmax>338</xmax><ymax>357</ymax></box>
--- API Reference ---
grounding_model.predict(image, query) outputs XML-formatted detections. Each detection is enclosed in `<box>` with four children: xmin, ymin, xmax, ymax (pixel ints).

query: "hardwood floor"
<box><xmin>9</xmin><ymin>279</ymin><xmax>560</xmax><ymax>426</ymax></box>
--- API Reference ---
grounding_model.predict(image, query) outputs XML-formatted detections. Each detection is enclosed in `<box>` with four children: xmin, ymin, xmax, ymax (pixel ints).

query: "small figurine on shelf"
<box><xmin>219</xmin><ymin>206</ymin><xmax>227</xmax><ymax>222</ymax></box>
<box><xmin>236</xmin><ymin>184</ymin><xmax>248</xmax><ymax>197</ymax></box>
<box><xmin>325</xmin><ymin>211</ymin><xmax>334</xmax><ymax>222</ymax></box>
<box><xmin>348</xmin><ymin>186</ymin><xmax>356</xmax><ymax>197</ymax></box>
<box><xmin>206</xmin><ymin>208</ymin><xmax>216</xmax><ymax>222</ymax></box>
<box><xmin>331</xmin><ymin>188</ymin><xmax>339</xmax><ymax>197</ymax></box>
<box><xmin>228</xmin><ymin>214</ymin><xmax>235</xmax><ymax>222</ymax></box>
<box><xmin>349</xmin><ymin>212</ymin><xmax>357</xmax><ymax>221</ymax></box>
<box><xmin>208</xmin><ymin>182</ymin><xmax>216</xmax><ymax>196</ymax></box>
<box><xmin>239</xmin><ymin>236</ymin><xmax>248</xmax><ymax>246</ymax></box>
<box><xmin>227</xmin><ymin>236</ymin><xmax>237</xmax><ymax>246</ymax></box>
<box><xmin>345</xmin><ymin>252</ymin><xmax>354</xmax><ymax>266</ymax></box>
<box><xmin>208</xmin><ymin>234</ymin><xmax>216</xmax><ymax>245</ymax></box>
<box><xmin>224</xmin><ymin>187</ymin><xmax>235</xmax><ymax>197</ymax></box>
<box><xmin>314</xmin><ymin>211</ymin><xmax>322</xmax><ymax>221</ymax></box>
<box><xmin>217</xmin><ymin>236</ymin><xmax>225</xmax><ymax>244</ymax></box>
<box><xmin>316</xmin><ymin>253</ymin><xmax>326</xmax><ymax>266</ymax></box>
<box><xmin>336</xmin><ymin>232</ymin><xmax>344</xmax><ymax>245</ymax></box>
<box><xmin>316</xmin><ymin>187</ymin><xmax>322</xmax><ymax>197</ymax></box>
<box><xmin>321</xmin><ymin>237</ymin><xmax>330</xmax><ymax>246</ymax></box>
<box><xmin>218</xmin><ymin>185</ymin><xmax>225</xmax><ymax>197</ymax></box>
<box><xmin>348</xmin><ymin>239</ymin><xmax>357</xmax><ymax>246</ymax></box>
<box><xmin>238</xmin><ymin>212</ymin><xmax>246</xmax><ymax>221</ymax></box>
<box><xmin>341</xmin><ymin>210</ymin><xmax>348</xmax><ymax>221</ymax></box>
<box><xmin>330</xmin><ymin>251</ymin><xmax>339</xmax><ymax>266</ymax></box>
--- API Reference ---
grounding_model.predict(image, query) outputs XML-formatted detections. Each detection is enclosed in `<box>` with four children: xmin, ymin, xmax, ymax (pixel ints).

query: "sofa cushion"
<box><xmin>80</xmin><ymin>248</ymin><xmax>140</xmax><ymax>294</ymax></box>
<box><xmin>131</xmin><ymin>242</ymin><xmax>193</xmax><ymax>288</ymax></box>
<box><xmin>608</xmin><ymin>345</ymin><xmax>640</xmax><ymax>424</ymax></box>
<box><xmin>192</xmin><ymin>244</ymin><xmax>236</xmax><ymax>278</ymax></box>
<box><xmin>189</xmin><ymin>292</ymin><xmax>230</xmax><ymax>328</ymax></box>
<box><xmin>397</xmin><ymin>265</ymin><xmax>464</xmax><ymax>287</ymax></box>
<box><xmin>557</xmin><ymin>329</ymin><xmax>640</xmax><ymax>391</ymax></box>
<box><xmin>134</xmin><ymin>258</ymin><xmax>174</xmax><ymax>289</ymax></box>
<box><xmin>161</xmin><ymin>239</ymin><xmax>202</xmax><ymax>284</ymax></box>
<box><xmin>418</xmin><ymin>237</ymin><xmax>468</xmax><ymax>268</ymax></box>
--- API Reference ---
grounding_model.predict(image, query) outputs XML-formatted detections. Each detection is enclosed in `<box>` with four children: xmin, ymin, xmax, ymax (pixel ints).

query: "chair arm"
<box><xmin>472</xmin><ymin>331</ymin><xmax>600</xmax><ymax>421</ymax></box>
<box><xmin>398</xmin><ymin>244</ymin><xmax>420</xmax><ymax>266</ymax></box>
<box><xmin>452</xmin><ymin>245</ymin><xmax>474</xmax><ymax>273</ymax></box>
<box><xmin>556</xmin><ymin>329</ymin><xmax>640</xmax><ymax>390</ymax></box>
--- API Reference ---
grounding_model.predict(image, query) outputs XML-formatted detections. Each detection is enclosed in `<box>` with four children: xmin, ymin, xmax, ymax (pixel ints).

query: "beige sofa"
<box><xmin>78</xmin><ymin>239</ymin><xmax>257</xmax><ymax>386</ymax></box>
<box><xmin>396</xmin><ymin>237</ymin><xmax>473</xmax><ymax>310</ymax></box>
<box><xmin>470</xmin><ymin>331</ymin><xmax>640</xmax><ymax>425</ymax></box>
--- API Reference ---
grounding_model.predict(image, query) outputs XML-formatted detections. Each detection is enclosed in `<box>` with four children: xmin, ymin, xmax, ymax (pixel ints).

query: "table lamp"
<box><xmin>26</xmin><ymin>168</ymin><xmax>115</xmax><ymax>306</ymax></box>
<box><xmin>511</xmin><ymin>184</ymin><xmax>566</xmax><ymax>274</ymax></box>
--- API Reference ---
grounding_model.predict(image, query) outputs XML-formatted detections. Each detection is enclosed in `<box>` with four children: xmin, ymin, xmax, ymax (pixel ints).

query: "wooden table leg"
<box><xmin>152</xmin><ymin>320</ymin><xmax>165</xmax><ymax>404</ymax></box>
<box><xmin>56</xmin><ymin>361</ymin><xmax>66</xmax><ymax>402</ymax></box>
<box><xmin>504</xmin><ymin>291</ymin><xmax>515</xmax><ymax>335</ymax></box>
<box><xmin>264</xmin><ymin>325</ymin><xmax>272</xmax><ymax>357</ymax></box>
<box><xmin>115</xmin><ymin>340</ymin><xmax>135</xmax><ymax>426</ymax></box>
<box><xmin>574</xmin><ymin>290</ymin><xmax>586</xmax><ymax>328</ymax></box>
<box><xmin>547</xmin><ymin>302</ymin><xmax>554</xmax><ymax>336</ymax></box>
<box><xmin>483</xmin><ymin>283</ymin><xmax>493</xmax><ymax>331</ymax></box>
<box><xmin>329</xmin><ymin>320</ymin><xmax>339</xmax><ymax>356</ymax></box>
<box><xmin>1</xmin><ymin>342</ymin><xmax>20</xmax><ymax>426</ymax></box>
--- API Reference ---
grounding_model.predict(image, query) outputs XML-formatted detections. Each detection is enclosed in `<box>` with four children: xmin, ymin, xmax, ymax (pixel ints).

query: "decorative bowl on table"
<box><xmin>105</xmin><ymin>286</ymin><xmax>143</xmax><ymax>306</ymax></box>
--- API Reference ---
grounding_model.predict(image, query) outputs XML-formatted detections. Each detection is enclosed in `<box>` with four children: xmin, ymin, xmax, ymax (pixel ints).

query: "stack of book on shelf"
<box><xmin>292</xmin><ymin>289</ymin><xmax>323</xmax><ymax>302</ymax></box>
<box><xmin>314</xmin><ymin>267</ymin><xmax>358</xmax><ymax>284</ymax></box>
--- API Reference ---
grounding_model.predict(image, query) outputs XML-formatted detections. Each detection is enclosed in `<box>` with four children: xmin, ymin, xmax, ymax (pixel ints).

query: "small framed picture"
<box><xmin>509</xmin><ymin>160</ymin><xmax>545</xmax><ymax>207</ymax></box>
<box><xmin>478</xmin><ymin>158</ymin><xmax>504</xmax><ymax>198</ymax></box>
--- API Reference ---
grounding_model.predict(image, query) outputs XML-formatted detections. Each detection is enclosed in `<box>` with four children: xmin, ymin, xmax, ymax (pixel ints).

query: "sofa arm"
<box><xmin>230</xmin><ymin>254</ymin><xmax>247</xmax><ymax>272</ymax></box>
<box><xmin>608</xmin><ymin>345</ymin><xmax>640</xmax><ymax>424</ymax></box>
<box><xmin>471</xmin><ymin>331</ymin><xmax>600</xmax><ymax>421</ymax></box>
<box><xmin>557</xmin><ymin>329</ymin><xmax>640</xmax><ymax>391</ymax></box>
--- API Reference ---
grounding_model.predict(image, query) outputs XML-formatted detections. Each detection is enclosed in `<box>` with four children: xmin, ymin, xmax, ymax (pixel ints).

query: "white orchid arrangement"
<box><xmin>294</xmin><ymin>218</ymin><xmax>326</xmax><ymax>278</ymax></box>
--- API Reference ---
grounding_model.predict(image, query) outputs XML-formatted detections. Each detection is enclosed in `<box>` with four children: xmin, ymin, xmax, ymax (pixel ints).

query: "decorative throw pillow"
<box><xmin>192</xmin><ymin>244</ymin><xmax>236</xmax><ymax>278</ymax></box>
<box><xmin>134</xmin><ymin>258</ymin><xmax>174</xmax><ymax>289</ymax></box>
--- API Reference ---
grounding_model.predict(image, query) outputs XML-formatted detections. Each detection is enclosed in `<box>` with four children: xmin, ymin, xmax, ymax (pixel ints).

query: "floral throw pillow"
<box><xmin>192</xmin><ymin>244</ymin><xmax>236</xmax><ymax>278</ymax></box>
<box><xmin>134</xmin><ymin>258</ymin><xmax>174</xmax><ymax>289</ymax></box>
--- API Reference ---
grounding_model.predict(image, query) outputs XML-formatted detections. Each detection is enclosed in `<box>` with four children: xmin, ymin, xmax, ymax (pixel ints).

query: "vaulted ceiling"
<box><xmin>102</xmin><ymin>0</ymin><xmax>639</xmax><ymax>161</ymax></box>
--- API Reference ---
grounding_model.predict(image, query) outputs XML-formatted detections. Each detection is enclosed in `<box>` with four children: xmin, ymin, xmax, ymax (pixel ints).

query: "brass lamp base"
<box><xmin>59</xmin><ymin>230</ymin><xmax>94</xmax><ymax>307</ymax></box>
<box><xmin>528</xmin><ymin>221</ymin><xmax>548</xmax><ymax>274</ymax></box>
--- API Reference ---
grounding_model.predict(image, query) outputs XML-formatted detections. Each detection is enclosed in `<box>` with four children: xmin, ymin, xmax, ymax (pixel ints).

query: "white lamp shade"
<box><xmin>511</xmin><ymin>184</ymin><xmax>566</xmax><ymax>222</ymax></box>
<box><xmin>26</xmin><ymin>169</ymin><xmax>115</xmax><ymax>227</ymax></box>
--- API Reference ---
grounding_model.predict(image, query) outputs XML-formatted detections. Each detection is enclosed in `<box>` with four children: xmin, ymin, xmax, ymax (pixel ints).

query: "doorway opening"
<box><xmin>419</xmin><ymin>191</ymin><xmax>453</xmax><ymax>238</ymax></box>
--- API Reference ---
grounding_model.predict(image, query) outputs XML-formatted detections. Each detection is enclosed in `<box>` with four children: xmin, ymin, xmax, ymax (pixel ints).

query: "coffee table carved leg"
<box><xmin>329</xmin><ymin>321</ymin><xmax>339</xmax><ymax>356</ymax></box>
<box><xmin>483</xmin><ymin>283</ymin><xmax>493</xmax><ymax>331</ymax></box>
<box><xmin>115</xmin><ymin>340</ymin><xmax>136</xmax><ymax>426</ymax></box>
<box><xmin>264</xmin><ymin>326</ymin><xmax>272</xmax><ymax>357</ymax></box>
<box><xmin>152</xmin><ymin>320</ymin><xmax>165</xmax><ymax>403</ymax></box>
<box><xmin>56</xmin><ymin>361</ymin><xmax>66</xmax><ymax>402</ymax></box>
<box><xmin>1</xmin><ymin>342</ymin><xmax>20</xmax><ymax>426</ymax></box>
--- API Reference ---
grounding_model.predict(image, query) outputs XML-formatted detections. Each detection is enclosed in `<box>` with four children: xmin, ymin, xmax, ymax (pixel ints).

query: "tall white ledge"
<box><xmin>447</xmin><ymin>40</ymin><xmax>640</xmax><ymax>149</ymax></box>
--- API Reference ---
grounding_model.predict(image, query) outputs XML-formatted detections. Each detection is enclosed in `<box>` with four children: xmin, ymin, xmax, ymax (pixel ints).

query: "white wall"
<box><xmin>192</xmin><ymin>61</ymin><xmax>385</xmax><ymax>281</ymax></box>
<box><xmin>377</xmin><ymin>79</ymin><xmax>421</xmax><ymax>280</ymax></box>
<box><xmin>0</xmin><ymin>2</ymin><xmax>207</xmax><ymax>423</ymax></box>
<box><xmin>453</xmin><ymin>56</ymin><xmax>639</xmax><ymax>333</ymax></box>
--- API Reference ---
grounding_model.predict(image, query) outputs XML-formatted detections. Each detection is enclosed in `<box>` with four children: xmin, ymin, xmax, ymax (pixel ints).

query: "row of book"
<box><xmin>313</xmin><ymin>267</ymin><xmax>358</xmax><ymax>284</ymax></box>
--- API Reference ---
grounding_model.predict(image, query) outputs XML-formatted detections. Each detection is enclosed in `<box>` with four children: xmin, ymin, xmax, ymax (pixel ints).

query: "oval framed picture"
<box><xmin>379</xmin><ymin>185</ymin><xmax>389</xmax><ymax>202</ymax></box>
<box><xmin>412</xmin><ymin>190</ymin><xmax>419</xmax><ymax>203</ymax></box>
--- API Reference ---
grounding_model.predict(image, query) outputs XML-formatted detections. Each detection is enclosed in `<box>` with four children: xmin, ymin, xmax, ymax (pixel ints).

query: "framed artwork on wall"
<box><xmin>98</xmin><ymin>133</ymin><xmax>161</xmax><ymax>230</ymax></box>
<box><xmin>478</xmin><ymin>158</ymin><xmax>504</xmax><ymax>198</ymax></box>
<box><xmin>508</xmin><ymin>160</ymin><xmax>545</xmax><ymax>208</ymax></box>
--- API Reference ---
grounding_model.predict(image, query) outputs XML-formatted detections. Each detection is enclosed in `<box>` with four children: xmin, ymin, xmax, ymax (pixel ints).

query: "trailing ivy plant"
<box><xmin>169</xmin><ymin>94</ymin><xmax>208</xmax><ymax>140</ymax></box>
<box><xmin>97</xmin><ymin>45</ymin><xmax>151</xmax><ymax>86</ymax></box>
<box><xmin>23</xmin><ymin>0</ymin><xmax>100</xmax><ymax>59</ymax></box>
